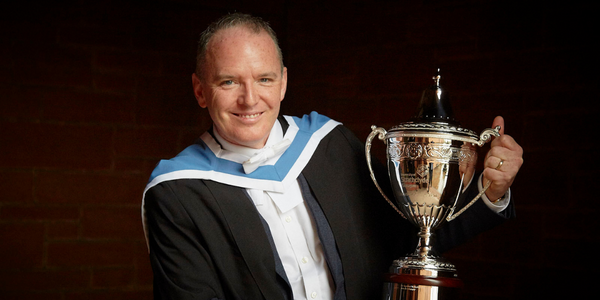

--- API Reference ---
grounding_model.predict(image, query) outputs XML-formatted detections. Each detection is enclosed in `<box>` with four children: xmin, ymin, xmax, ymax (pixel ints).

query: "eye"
<box><xmin>218</xmin><ymin>80</ymin><xmax>237</xmax><ymax>89</ymax></box>
<box><xmin>259</xmin><ymin>77</ymin><xmax>274</xmax><ymax>84</ymax></box>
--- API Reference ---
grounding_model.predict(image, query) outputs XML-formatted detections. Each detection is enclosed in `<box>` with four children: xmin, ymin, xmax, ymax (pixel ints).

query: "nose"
<box><xmin>238</xmin><ymin>82</ymin><xmax>258</xmax><ymax>107</ymax></box>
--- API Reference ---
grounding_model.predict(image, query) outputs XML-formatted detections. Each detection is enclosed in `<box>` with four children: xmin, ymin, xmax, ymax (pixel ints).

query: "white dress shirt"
<box><xmin>213</xmin><ymin>121</ymin><xmax>335</xmax><ymax>300</ymax></box>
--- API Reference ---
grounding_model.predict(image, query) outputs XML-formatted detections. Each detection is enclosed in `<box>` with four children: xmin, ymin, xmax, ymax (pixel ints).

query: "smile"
<box><xmin>236</xmin><ymin>112</ymin><xmax>262</xmax><ymax>119</ymax></box>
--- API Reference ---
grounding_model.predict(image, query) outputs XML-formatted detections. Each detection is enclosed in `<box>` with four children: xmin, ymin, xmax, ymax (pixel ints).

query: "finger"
<box><xmin>486</xmin><ymin>142</ymin><xmax>511</xmax><ymax>160</ymax></box>
<box><xmin>488</xmin><ymin>138</ymin><xmax>524</xmax><ymax>173</ymax></box>
<box><xmin>485</xmin><ymin>140</ymin><xmax>509</xmax><ymax>163</ymax></box>
<box><xmin>493</xmin><ymin>134</ymin><xmax>523</xmax><ymax>153</ymax></box>
<box><xmin>482</xmin><ymin>165</ymin><xmax>513</xmax><ymax>192</ymax></box>
<box><xmin>486</xmin><ymin>151</ymin><xmax>523</xmax><ymax>175</ymax></box>
<box><xmin>483</xmin><ymin>153</ymin><xmax>520</xmax><ymax>186</ymax></box>
<box><xmin>492</xmin><ymin>116</ymin><xmax>505</xmax><ymax>136</ymax></box>
<box><xmin>485</xmin><ymin>155</ymin><xmax>504</xmax><ymax>170</ymax></box>
<box><xmin>486</xmin><ymin>178</ymin><xmax>512</xmax><ymax>201</ymax></box>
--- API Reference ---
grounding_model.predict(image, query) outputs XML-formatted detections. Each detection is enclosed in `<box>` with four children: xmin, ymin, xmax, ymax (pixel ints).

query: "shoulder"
<box><xmin>144</xmin><ymin>178</ymin><xmax>212</xmax><ymax>209</ymax></box>
<box><xmin>282</xmin><ymin>111</ymin><xmax>341</xmax><ymax>136</ymax></box>
<box><xmin>282</xmin><ymin>111</ymin><xmax>359</xmax><ymax>144</ymax></box>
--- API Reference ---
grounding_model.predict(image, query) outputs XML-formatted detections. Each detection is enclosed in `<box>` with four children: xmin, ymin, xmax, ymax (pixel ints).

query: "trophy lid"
<box><xmin>411</xmin><ymin>69</ymin><xmax>459</xmax><ymax>126</ymax></box>
<box><xmin>389</xmin><ymin>69</ymin><xmax>479</xmax><ymax>139</ymax></box>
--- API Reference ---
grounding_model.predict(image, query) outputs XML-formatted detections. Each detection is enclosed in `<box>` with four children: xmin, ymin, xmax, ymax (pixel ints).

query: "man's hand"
<box><xmin>482</xmin><ymin>116</ymin><xmax>524</xmax><ymax>202</ymax></box>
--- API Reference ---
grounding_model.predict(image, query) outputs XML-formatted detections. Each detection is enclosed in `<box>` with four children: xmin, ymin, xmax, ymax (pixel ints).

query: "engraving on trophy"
<box><xmin>415</xmin><ymin>165</ymin><xmax>428</xmax><ymax>179</ymax></box>
<box><xmin>425</xmin><ymin>144</ymin><xmax>456</xmax><ymax>162</ymax></box>
<box><xmin>401</xmin><ymin>285</ymin><xmax>418</xmax><ymax>292</ymax></box>
<box><xmin>389</xmin><ymin>140</ymin><xmax>463</xmax><ymax>163</ymax></box>
<box><xmin>406</xmin><ymin>143</ymin><xmax>423</xmax><ymax>160</ymax></box>
<box><xmin>459</xmin><ymin>147</ymin><xmax>476</xmax><ymax>165</ymax></box>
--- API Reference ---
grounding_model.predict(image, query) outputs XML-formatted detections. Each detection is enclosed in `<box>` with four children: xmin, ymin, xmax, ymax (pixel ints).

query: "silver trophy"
<box><xmin>366</xmin><ymin>71</ymin><xmax>500</xmax><ymax>300</ymax></box>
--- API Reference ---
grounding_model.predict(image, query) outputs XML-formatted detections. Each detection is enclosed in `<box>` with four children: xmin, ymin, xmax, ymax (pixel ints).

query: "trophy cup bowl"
<box><xmin>366</xmin><ymin>71</ymin><xmax>500</xmax><ymax>300</ymax></box>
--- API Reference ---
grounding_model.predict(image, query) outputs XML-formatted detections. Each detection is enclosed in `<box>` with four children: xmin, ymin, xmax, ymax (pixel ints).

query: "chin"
<box><xmin>228</xmin><ymin>132</ymin><xmax>268</xmax><ymax>148</ymax></box>
<box><xmin>219</xmin><ymin>118</ymin><xmax>276</xmax><ymax>148</ymax></box>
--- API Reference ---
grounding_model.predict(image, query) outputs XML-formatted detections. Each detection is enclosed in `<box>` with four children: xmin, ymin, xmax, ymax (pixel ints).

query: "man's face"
<box><xmin>192</xmin><ymin>26</ymin><xmax>287</xmax><ymax>149</ymax></box>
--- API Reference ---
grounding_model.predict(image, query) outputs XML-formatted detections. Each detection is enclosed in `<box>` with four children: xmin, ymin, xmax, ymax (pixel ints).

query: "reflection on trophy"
<box><xmin>366</xmin><ymin>70</ymin><xmax>500</xmax><ymax>300</ymax></box>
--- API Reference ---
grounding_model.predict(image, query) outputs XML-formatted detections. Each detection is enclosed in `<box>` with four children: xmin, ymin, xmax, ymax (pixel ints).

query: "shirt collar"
<box><xmin>213</xmin><ymin>120</ymin><xmax>284</xmax><ymax>158</ymax></box>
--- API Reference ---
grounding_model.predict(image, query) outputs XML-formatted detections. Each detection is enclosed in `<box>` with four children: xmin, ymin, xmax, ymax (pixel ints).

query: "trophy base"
<box><xmin>382</xmin><ymin>256</ymin><xmax>463</xmax><ymax>300</ymax></box>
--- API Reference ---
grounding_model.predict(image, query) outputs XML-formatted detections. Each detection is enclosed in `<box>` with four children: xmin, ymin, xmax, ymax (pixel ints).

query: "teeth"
<box><xmin>239</xmin><ymin>113</ymin><xmax>261</xmax><ymax>119</ymax></box>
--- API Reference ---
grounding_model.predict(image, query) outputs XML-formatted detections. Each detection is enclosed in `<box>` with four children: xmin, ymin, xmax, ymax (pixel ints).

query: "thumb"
<box><xmin>492</xmin><ymin>116</ymin><xmax>505</xmax><ymax>135</ymax></box>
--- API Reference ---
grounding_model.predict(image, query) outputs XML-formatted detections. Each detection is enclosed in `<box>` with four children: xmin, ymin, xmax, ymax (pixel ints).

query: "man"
<box><xmin>142</xmin><ymin>13</ymin><xmax>523</xmax><ymax>300</ymax></box>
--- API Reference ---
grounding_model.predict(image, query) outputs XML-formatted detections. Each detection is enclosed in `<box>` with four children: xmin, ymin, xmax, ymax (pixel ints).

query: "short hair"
<box><xmin>195</xmin><ymin>13</ymin><xmax>284</xmax><ymax>79</ymax></box>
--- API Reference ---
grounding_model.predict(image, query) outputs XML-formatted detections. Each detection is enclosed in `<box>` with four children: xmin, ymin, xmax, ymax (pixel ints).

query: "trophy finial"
<box><xmin>433</xmin><ymin>68</ymin><xmax>441</xmax><ymax>86</ymax></box>
<box><xmin>411</xmin><ymin>68</ymin><xmax>459</xmax><ymax>125</ymax></box>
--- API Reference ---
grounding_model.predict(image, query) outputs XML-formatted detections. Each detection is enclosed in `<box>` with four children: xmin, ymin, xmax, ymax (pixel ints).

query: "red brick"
<box><xmin>179</xmin><ymin>128</ymin><xmax>204</xmax><ymax>149</ymax></box>
<box><xmin>132</xmin><ymin>29</ymin><xmax>191</xmax><ymax>54</ymax></box>
<box><xmin>287</xmin><ymin>49</ymin><xmax>360</xmax><ymax>100</ymax></box>
<box><xmin>133</xmin><ymin>241</ymin><xmax>153</xmax><ymax>286</ymax></box>
<box><xmin>36</xmin><ymin>171</ymin><xmax>146</xmax><ymax>204</ymax></box>
<box><xmin>59</xmin><ymin>25</ymin><xmax>132</xmax><ymax>49</ymax></box>
<box><xmin>47</xmin><ymin>241</ymin><xmax>135</xmax><ymax>267</ymax></box>
<box><xmin>477</xmin><ymin>223</ymin><xmax>521</xmax><ymax>262</ymax></box>
<box><xmin>93</xmin><ymin>72</ymin><xmax>137</xmax><ymax>93</ymax></box>
<box><xmin>453</xmin><ymin>260</ymin><xmax>513</xmax><ymax>297</ymax></box>
<box><xmin>0</xmin><ymin>223</ymin><xmax>45</xmax><ymax>268</ymax></box>
<box><xmin>543</xmin><ymin>210</ymin><xmax>598</xmax><ymax>241</ymax></box>
<box><xmin>571</xmin><ymin>172</ymin><xmax>599</xmax><ymax>208</ymax></box>
<box><xmin>0</xmin><ymin>268</ymin><xmax>91</xmax><ymax>291</ymax></box>
<box><xmin>64</xmin><ymin>290</ymin><xmax>153</xmax><ymax>300</ymax></box>
<box><xmin>47</xmin><ymin>222</ymin><xmax>80</xmax><ymax>240</ymax></box>
<box><xmin>493</xmin><ymin>49</ymin><xmax>590</xmax><ymax>91</ymax></box>
<box><xmin>113</xmin><ymin>156</ymin><xmax>161</xmax><ymax>174</ymax></box>
<box><xmin>522</xmin><ymin>112</ymin><xmax>592</xmax><ymax>151</ymax></box>
<box><xmin>0</xmin><ymin>121</ymin><xmax>113</xmax><ymax>169</ymax></box>
<box><xmin>81</xmin><ymin>206</ymin><xmax>145</xmax><ymax>239</ymax></box>
<box><xmin>0</xmin><ymin>84</ymin><xmax>44</xmax><ymax>119</ymax></box>
<box><xmin>0</xmin><ymin>170</ymin><xmax>34</xmax><ymax>204</ymax></box>
<box><xmin>0</xmin><ymin>63</ymin><xmax>11</xmax><ymax>89</ymax></box>
<box><xmin>95</xmin><ymin>50</ymin><xmax>162</xmax><ymax>75</ymax></box>
<box><xmin>2</xmin><ymin>12</ymin><xmax>58</xmax><ymax>45</ymax></box>
<box><xmin>10</xmin><ymin>44</ymin><xmax>92</xmax><ymax>88</ymax></box>
<box><xmin>114</xmin><ymin>126</ymin><xmax>180</xmax><ymax>158</ymax></box>
<box><xmin>161</xmin><ymin>53</ymin><xmax>196</xmax><ymax>76</ymax></box>
<box><xmin>41</xmin><ymin>89</ymin><xmax>135</xmax><ymax>124</ymax></box>
<box><xmin>0</xmin><ymin>291</ymin><xmax>63</xmax><ymax>300</ymax></box>
<box><xmin>0</xmin><ymin>205</ymin><xmax>80</xmax><ymax>221</ymax></box>
<box><xmin>135</xmin><ymin>75</ymin><xmax>202</xmax><ymax>127</ymax></box>
<box><xmin>92</xmin><ymin>266</ymin><xmax>135</xmax><ymax>288</ymax></box>
<box><xmin>137</xmin><ymin>258</ymin><xmax>153</xmax><ymax>287</ymax></box>
<box><xmin>521</xmin><ymin>88</ymin><xmax>588</xmax><ymax>112</ymax></box>
<box><xmin>286</xmin><ymin>2</ymin><xmax>392</xmax><ymax>50</ymax></box>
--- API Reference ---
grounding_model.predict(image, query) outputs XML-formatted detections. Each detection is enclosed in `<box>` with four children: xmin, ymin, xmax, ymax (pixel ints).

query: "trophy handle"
<box><xmin>446</xmin><ymin>125</ymin><xmax>501</xmax><ymax>221</ymax></box>
<box><xmin>366</xmin><ymin>125</ymin><xmax>406</xmax><ymax>218</ymax></box>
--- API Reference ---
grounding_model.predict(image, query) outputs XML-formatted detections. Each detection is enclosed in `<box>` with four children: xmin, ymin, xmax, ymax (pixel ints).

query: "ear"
<box><xmin>192</xmin><ymin>73</ymin><xmax>207</xmax><ymax>108</ymax></box>
<box><xmin>279</xmin><ymin>67</ymin><xmax>288</xmax><ymax>101</ymax></box>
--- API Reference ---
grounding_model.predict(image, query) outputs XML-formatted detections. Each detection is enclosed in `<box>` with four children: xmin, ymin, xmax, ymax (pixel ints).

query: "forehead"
<box><xmin>210</xmin><ymin>25</ymin><xmax>270</xmax><ymax>45</ymax></box>
<box><xmin>205</xmin><ymin>26</ymin><xmax>280</xmax><ymax>71</ymax></box>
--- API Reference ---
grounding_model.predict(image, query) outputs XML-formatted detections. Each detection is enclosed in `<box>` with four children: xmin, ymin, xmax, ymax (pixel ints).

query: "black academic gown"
<box><xmin>144</xmin><ymin>118</ymin><xmax>514</xmax><ymax>300</ymax></box>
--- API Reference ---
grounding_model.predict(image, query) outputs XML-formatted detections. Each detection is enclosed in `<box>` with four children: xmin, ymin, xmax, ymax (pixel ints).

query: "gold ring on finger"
<box><xmin>495</xmin><ymin>160</ymin><xmax>504</xmax><ymax>170</ymax></box>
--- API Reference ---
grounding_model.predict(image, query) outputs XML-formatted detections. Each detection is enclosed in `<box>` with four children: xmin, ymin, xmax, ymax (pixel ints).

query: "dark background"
<box><xmin>1</xmin><ymin>0</ymin><xmax>596</xmax><ymax>299</ymax></box>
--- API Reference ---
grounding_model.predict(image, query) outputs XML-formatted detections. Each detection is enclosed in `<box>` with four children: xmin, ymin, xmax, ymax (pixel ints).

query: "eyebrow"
<box><xmin>258</xmin><ymin>72</ymin><xmax>279</xmax><ymax>78</ymax></box>
<box><xmin>213</xmin><ymin>72</ymin><xmax>279</xmax><ymax>81</ymax></box>
<box><xmin>213</xmin><ymin>74</ymin><xmax>236</xmax><ymax>81</ymax></box>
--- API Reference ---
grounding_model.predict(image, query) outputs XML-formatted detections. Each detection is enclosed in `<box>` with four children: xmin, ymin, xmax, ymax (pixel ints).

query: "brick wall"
<box><xmin>1</xmin><ymin>1</ymin><xmax>595</xmax><ymax>299</ymax></box>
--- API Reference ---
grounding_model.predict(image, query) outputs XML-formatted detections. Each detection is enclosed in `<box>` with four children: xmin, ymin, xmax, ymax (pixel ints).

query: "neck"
<box><xmin>214</xmin><ymin>120</ymin><xmax>283</xmax><ymax>156</ymax></box>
